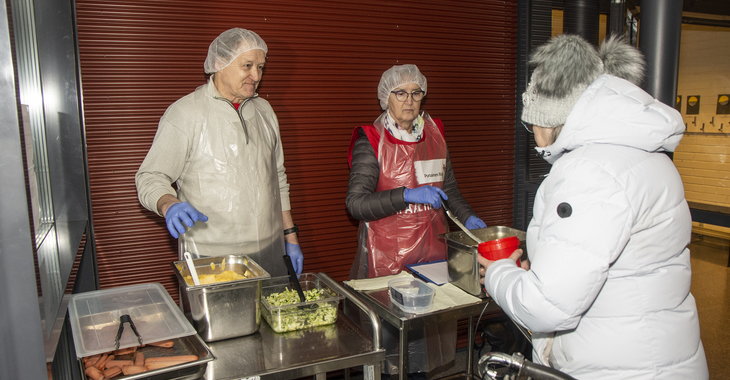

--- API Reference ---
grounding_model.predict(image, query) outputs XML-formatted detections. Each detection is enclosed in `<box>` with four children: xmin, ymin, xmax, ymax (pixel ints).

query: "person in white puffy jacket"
<box><xmin>477</xmin><ymin>34</ymin><xmax>709</xmax><ymax>379</ymax></box>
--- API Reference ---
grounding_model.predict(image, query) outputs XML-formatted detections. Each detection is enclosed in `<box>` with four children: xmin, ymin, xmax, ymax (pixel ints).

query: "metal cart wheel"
<box><xmin>477</xmin><ymin>352</ymin><xmax>577</xmax><ymax>380</ymax></box>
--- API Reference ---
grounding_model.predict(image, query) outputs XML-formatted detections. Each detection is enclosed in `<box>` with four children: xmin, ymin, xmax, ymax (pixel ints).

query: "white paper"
<box><xmin>344</xmin><ymin>272</ymin><xmax>412</xmax><ymax>291</ymax></box>
<box><xmin>408</xmin><ymin>261</ymin><xmax>449</xmax><ymax>285</ymax></box>
<box><xmin>428</xmin><ymin>283</ymin><xmax>482</xmax><ymax>311</ymax></box>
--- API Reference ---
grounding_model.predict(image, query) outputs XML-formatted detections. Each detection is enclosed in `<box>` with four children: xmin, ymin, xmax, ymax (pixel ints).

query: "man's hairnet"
<box><xmin>204</xmin><ymin>28</ymin><xmax>268</xmax><ymax>74</ymax></box>
<box><xmin>377</xmin><ymin>64</ymin><xmax>427</xmax><ymax>110</ymax></box>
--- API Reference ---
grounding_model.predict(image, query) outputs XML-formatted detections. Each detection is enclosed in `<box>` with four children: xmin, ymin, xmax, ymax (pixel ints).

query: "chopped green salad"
<box><xmin>266</xmin><ymin>288</ymin><xmax>325</xmax><ymax>306</ymax></box>
<box><xmin>264</xmin><ymin>287</ymin><xmax>338</xmax><ymax>333</ymax></box>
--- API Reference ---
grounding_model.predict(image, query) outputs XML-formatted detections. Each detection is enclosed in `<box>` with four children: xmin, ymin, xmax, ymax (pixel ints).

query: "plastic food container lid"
<box><xmin>68</xmin><ymin>283</ymin><xmax>196</xmax><ymax>358</ymax></box>
<box><xmin>477</xmin><ymin>236</ymin><xmax>520</xmax><ymax>254</ymax></box>
<box><xmin>388</xmin><ymin>277</ymin><xmax>435</xmax><ymax>313</ymax></box>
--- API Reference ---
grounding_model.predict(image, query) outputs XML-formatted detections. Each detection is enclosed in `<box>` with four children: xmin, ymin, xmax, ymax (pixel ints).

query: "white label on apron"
<box><xmin>414</xmin><ymin>159</ymin><xmax>445</xmax><ymax>184</ymax></box>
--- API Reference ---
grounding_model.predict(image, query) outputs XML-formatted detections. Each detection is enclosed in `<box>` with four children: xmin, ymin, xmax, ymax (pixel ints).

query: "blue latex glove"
<box><xmin>465</xmin><ymin>216</ymin><xmax>487</xmax><ymax>230</ymax></box>
<box><xmin>286</xmin><ymin>242</ymin><xmax>304</xmax><ymax>274</ymax></box>
<box><xmin>404</xmin><ymin>186</ymin><xmax>448</xmax><ymax>209</ymax></box>
<box><xmin>165</xmin><ymin>202</ymin><xmax>208</xmax><ymax>239</ymax></box>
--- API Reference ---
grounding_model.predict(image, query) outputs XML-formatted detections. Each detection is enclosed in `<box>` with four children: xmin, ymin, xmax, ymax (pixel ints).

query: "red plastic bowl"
<box><xmin>478</xmin><ymin>236</ymin><xmax>520</xmax><ymax>265</ymax></box>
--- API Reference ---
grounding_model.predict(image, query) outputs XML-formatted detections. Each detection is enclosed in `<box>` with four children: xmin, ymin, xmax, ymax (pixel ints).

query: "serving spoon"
<box><xmin>283</xmin><ymin>254</ymin><xmax>319</xmax><ymax>309</ymax></box>
<box><xmin>283</xmin><ymin>254</ymin><xmax>306</xmax><ymax>302</ymax></box>
<box><xmin>184</xmin><ymin>252</ymin><xmax>201</xmax><ymax>286</ymax></box>
<box><xmin>442</xmin><ymin>200</ymin><xmax>484</xmax><ymax>245</ymax></box>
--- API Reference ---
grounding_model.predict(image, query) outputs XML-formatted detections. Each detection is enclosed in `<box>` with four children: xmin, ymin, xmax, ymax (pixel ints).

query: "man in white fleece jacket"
<box><xmin>136</xmin><ymin>28</ymin><xmax>303</xmax><ymax>277</ymax></box>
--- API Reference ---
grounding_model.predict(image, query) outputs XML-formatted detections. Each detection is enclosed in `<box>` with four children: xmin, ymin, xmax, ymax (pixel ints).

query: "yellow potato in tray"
<box><xmin>184</xmin><ymin>270</ymin><xmax>250</xmax><ymax>285</ymax></box>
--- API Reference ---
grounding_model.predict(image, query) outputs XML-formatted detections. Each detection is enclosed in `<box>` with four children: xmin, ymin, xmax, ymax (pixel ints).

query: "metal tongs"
<box><xmin>442</xmin><ymin>199</ymin><xmax>484</xmax><ymax>245</ymax></box>
<box><xmin>114</xmin><ymin>314</ymin><xmax>143</xmax><ymax>350</ymax></box>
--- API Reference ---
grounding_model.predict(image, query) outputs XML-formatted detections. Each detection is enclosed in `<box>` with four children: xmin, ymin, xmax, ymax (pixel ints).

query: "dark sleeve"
<box><xmin>346</xmin><ymin>128</ymin><xmax>409</xmax><ymax>221</ymax></box>
<box><xmin>442</xmin><ymin>151</ymin><xmax>479</xmax><ymax>224</ymax></box>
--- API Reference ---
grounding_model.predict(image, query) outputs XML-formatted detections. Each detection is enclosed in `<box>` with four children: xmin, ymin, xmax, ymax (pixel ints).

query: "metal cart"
<box><xmin>346</xmin><ymin>283</ymin><xmax>502</xmax><ymax>380</ymax></box>
<box><xmin>204</xmin><ymin>273</ymin><xmax>386</xmax><ymax>380</ymax></box>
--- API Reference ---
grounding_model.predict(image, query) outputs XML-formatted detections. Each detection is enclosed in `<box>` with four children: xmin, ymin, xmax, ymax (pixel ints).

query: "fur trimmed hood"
<box><xmin>535</xmin><ymin>74</ymin><xmax>685</xmax><ymax>165</ymax></box>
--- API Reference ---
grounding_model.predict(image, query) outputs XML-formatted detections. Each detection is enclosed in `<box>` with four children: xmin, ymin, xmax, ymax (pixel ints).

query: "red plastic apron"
<box><xmin>364</xmin><ymin>112</ymin><xmax>449</xmax><ymax>278</ymax></box>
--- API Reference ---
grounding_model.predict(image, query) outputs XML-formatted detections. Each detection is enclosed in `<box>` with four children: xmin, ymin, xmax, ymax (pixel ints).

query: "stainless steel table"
<box><xmin>204</xmin><ymin>273</ymin><xmax>386</xmax><ymax>380</ymax></box>
<box><xmin>346</xmin><ymin>283</ymin><xmax>501</xmax><ymax>380</ymax></box>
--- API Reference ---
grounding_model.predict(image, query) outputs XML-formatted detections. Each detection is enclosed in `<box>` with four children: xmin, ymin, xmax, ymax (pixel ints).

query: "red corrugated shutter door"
<box><xmin>76</xmin><ymin>0</ymin><xmax>516</xmax><ymax>349</ymax></box>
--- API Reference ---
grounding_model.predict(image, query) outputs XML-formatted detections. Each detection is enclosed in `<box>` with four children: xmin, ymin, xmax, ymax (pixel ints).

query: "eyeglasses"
<box><xmin>521</xmin><ymin>121</ymin><xmax>534</xmax><ymax>133</ymax></box>
<box><xmin>391</xmin><ymin>90</ymin><xmax>425</xmax><ymax>102</ymax></box>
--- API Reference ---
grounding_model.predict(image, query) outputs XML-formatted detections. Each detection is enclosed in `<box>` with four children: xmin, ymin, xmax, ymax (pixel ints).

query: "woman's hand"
<box><xmin>520</xmin><ymin>258</ymin><xmax>531</xmax><ymax>270</ymax></box>
<box><xmin>404</xmin><ymin>186</ymin><xmax>447</xmax><ymax>209</ymax></box>
<box><xmin>465</xmin><ymin>216</ymin><xmax>487</xmax><ymax>230</ymax></box>
<box><xmin>477</xmin><ymin>248</ymin><xmax>524</xmax><ymax>285</ymax></box>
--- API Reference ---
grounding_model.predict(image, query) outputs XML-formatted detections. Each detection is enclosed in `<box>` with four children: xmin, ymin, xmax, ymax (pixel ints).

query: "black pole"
<box><xmin>638</xmin><ymin>0</ymin><xmax>683</xmax><ymax>108</ymax></box>
<box><xmin>564</xmin><ymin>0</ymin><xmax>600</xmax><ymax>46</ymax></box>
<box><xmin>608</xmin><ymin>0</ymin><xmax>626</xmax><ymax>37</ymax></box>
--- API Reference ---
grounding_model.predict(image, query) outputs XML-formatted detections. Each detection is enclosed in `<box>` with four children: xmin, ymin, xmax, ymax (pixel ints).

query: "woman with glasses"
<box><xmin>346</xmin><ymin>64</ymin><xmax>486</xmax><ymax>378</ymax></box>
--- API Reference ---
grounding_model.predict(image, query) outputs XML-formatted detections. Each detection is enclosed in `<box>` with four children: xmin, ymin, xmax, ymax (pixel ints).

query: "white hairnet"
<box><xmin>377</xmin><ymin>64</ymin><xmax>427</xmax><ymax>110</ymax></box>
<box><xmin>204</xmin><ymin>28</ymin><xmax>268</xmax><ymax>74</ymax></box>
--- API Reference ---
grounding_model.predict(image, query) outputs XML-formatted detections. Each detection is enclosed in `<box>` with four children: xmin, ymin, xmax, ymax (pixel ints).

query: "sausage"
<box><xmin>103</xmin><ymin>366</ymin><xmax>122</xmax><ymax>378</ymax></box>
<box><xmin>104</xmin><ymin>359</ymin><xmax>133</xmax><ymax>369</ymax></box>
<box><xmin>144</xmin><ymin>354</ymin><xmax>198</xmax><ymax>363</ymax></box>
<box><xmin>134</xmin><ymin>352</ymin><xmax>145</xmax><ymax>366</ymax></box>
<box><xmin>82</xmin><ymin>354</ymin><xmax>100</xmax><ymax>364</ymax></box>
<box><xmin>83</xmin><ymin>354</ymin><xmax>101</xmax><ymax>368</ymax></box>
<box><xmin>147</xmin><ymin>339</ymin><xmax>175</xmax><ymax>348</ymax></box>
<box><xmin>121</xmin><ymin>365</ymin><xmax>149</xmax><ymax>375</ymax></box>
<box><xmin>94</xmin><ymin>353</ymin><xmax>113</xmax><ymax>370</ymax></box>
<box><xmin>84</xmin><ymin>366</ymin><xmax>105</xmax><ymax>380</ymax></box>
<box><xmin>112</xmin><ymin>346</ymin><xmax>137</xmax><ymax>356</ymax></box>
<box><xmin>144</xmin><ymin>355</ymin><xmax>198</xmax><ymax>370</ymax></box>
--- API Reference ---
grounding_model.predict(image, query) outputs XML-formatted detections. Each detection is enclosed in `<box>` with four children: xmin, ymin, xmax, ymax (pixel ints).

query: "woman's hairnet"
<box><xmin>204</xmin><ymin>28</ymin><xmax>268</xmax><ymax>74</ymax></box>
<box><xmin>377</xmin><ymin>64</ymin><xmax>427</xmax><ymax>110</ymax></box>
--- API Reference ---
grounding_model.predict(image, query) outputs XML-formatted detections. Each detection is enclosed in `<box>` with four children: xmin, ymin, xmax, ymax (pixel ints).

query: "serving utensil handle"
<box><xmin>184</xmin><ymin>252</ymin><xmax>201</xmax><ymax>286</ymax></box>
<box><xmin>283</xmin><ymin>254</ymin><xmax>306</xmax><ymax>302</ymax></box>
<box><xmin>442</xmin><ymin>200</ymin><xmax>483</xmax><ymax>244</ymax></box>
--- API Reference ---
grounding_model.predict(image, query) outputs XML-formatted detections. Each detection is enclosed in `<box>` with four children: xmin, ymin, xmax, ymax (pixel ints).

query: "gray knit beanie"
<box><xmin>522</xmin><ymin>34</ymin><xmax>646</xmax><ymax>128</ymax></box>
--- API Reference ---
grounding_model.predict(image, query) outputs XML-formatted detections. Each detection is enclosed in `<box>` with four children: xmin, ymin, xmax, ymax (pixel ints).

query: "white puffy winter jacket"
<box><xmin>485</xmin><ymin>75</ymin><xmax>708</xmax><ymax>379</ymax></box>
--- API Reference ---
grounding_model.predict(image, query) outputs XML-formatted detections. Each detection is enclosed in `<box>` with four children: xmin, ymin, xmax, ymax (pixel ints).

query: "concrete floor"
<box><xmin>340</xmin><ymin>237</ymin><xmax>729</xmax><ymax>379</ymax></box>
<box><xmin>687</xmin><ymin>238</ymin><xmax>730</xmax><ymax>379</ymax></box>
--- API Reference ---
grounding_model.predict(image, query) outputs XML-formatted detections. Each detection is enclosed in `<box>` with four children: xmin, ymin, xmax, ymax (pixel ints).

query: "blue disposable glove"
<box><xmin>285</xmin><ymin>242</ymin><xmax>304</xmax><ymax>274</ymax></box>
<box><xmin>465</xmin><ymin>216</ymin><xmax>487</xmax><ymax>230</ymax></box>
<box><xmin>404</xmin><ymin>186</ymin><xmax>448</xmax><ymax>209</ymax></box>
<box><xmin>165</xmin><ymin>202</ymin><xmax>208</xmax><ymax>239</ymax></box>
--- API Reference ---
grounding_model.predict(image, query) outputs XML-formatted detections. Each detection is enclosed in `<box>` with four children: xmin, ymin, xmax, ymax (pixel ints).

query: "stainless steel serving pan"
<box><xmin>171</xmin><ymin>255</ymin><xmax>271</xmax><ymax>342</ymax></box>
<box><xmin>78</xmin><ymin>334</ymin><xmax>214</xmax><ymax>380</ymax></box>
<box><xmin>441</xmin><ymin>226</ymin><xmax>526</xmax><ymax>297</ymax></box>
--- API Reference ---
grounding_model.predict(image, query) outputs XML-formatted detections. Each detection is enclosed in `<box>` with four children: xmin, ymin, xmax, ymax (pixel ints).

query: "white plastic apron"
<box><xmin>176</xmin><ymin>95</ymin><xmax>286</xmax><ymax>277</ymax></box>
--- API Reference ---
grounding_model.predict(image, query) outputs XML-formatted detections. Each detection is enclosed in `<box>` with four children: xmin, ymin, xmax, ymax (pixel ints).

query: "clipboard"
<box><xmin>406</xmin><ymin>260</ymin><xmax>448</xmax><ymax>285</ymax></box>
